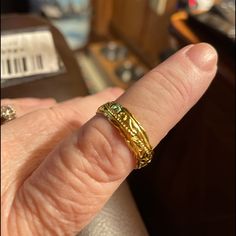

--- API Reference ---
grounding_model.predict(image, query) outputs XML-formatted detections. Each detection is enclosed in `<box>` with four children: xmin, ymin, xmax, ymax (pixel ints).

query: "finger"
<box><xmin>1</xmin><ymin>98</ymin><xmax>57</xmax><ymax>107</ymax></box>
<box><xmin>1</xmin><ymin>88</ymin><xmax>124</xmax><ymax>193</ymax></box>
<box><xmin>1</xmin><ymin>98</ymin><xmax>57</xmax><ymax>117</ymax></box>
<box><xmin>55</xmin><ymin>87</ymin><xmax>124</xmax><ymax>125</ymax></box>
<box><xmin>14</xmin><ymin>44</ymin><xmax>217</xmax><ymax>235</ymax></box>
<box><xmin>117</xmin><ymin>43</ymin><xmax>218</xmax><ymax>144</ymax></box>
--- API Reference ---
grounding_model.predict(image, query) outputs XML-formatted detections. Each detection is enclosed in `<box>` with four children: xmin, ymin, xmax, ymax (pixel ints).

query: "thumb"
<box><xmin>13</xmin><ymin>43</ymin><xmax>217</xmax><ymax>235</ymax></box>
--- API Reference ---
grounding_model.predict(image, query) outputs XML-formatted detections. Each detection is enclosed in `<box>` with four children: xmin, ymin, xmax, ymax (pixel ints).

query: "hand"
<box><xmin>1</xmin><ymin>98</ymin><xmax>57</xmax><ymax>117</ymax></box>
<box><xmin>1</xmin><ymin>43</ymin><xmax>218</xmax><ymax>236</ymax></box>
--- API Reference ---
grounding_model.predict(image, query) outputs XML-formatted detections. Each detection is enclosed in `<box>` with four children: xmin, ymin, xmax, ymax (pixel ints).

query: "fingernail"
<box><xmin>186</xmin><ymin>43</ymin><xmax>218</xmax><ymax>71</ymax></box>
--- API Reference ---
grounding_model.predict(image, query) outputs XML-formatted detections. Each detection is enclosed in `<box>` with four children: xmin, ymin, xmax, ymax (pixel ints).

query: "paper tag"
<box><xmin>1</xmin><ymin>30</ymin><xmax>60</xmax><ymax>79</ymax></box>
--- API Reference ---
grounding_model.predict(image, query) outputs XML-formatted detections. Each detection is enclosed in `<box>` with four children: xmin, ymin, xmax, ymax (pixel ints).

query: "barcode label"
<box><xmin>1</xmin><ymin>30</ymin><xmax>60</xmax><ymax>79</ymax></box>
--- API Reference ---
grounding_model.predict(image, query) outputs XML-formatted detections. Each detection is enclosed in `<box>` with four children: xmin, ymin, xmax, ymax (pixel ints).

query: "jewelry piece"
<box><xmin>1</xmin><ymin>105</ymin><xmax>16</xmax><ymax>125</ymax></box>
<box><xmin>97</xmin><ymin>102</ymin><xmax>153</xmax><ymax>169</ymax></box>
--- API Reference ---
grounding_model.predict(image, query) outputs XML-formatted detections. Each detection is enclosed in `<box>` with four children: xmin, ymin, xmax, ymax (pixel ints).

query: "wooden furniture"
<box><xmin>91</xmin><ymin>0</ymin><xmax>177</xmax><ymax>68</ymax></box>
<box><xmin>87</xmin><ymin>41</ymin><xmax>148</xmax><ymax>90</ymax></box>
<box><xmin>84</xmin><ymin>0</ymin><xmax>178</xmax><ymax>92</ymax></box>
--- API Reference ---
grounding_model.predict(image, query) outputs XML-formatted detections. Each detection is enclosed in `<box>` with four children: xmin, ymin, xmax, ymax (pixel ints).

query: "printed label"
<box><xmin>1</xmin><ymin>30</ymin><xmax>60</xmax><ymax>79</ymax></box>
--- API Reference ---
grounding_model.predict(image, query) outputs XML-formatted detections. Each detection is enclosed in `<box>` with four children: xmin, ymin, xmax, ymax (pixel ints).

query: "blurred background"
<box><xmin>1</xmin><ymin>1</ymin><xmax>235</xmax><ymax>236</ymax></box>
<box><xmin>1</xmin><ymin>0</ymin><xmax>235</xmax><ymax>94</ymax></box>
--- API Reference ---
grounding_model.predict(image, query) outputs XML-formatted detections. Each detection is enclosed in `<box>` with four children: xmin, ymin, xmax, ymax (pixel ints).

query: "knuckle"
<box><xmin>76</xmin><ymin>117</ymin><xmax>131</xmax><ymax>183</ymax></box>
<box><xmin>47</xmin><ymin>106</ymin><xmax>82</xmax><ymax>131</ymax></box>
<box><xmin>151</xmin><ymin>68</ymin><xmax>192</xmax><ymax>107</ymax></box>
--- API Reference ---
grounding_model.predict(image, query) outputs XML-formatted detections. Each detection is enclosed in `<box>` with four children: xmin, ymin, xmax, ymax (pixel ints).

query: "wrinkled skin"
<box><xmin>1</xmin><ymin>43</ymin><xmax>217</xmax><ymax>236</ymax></box>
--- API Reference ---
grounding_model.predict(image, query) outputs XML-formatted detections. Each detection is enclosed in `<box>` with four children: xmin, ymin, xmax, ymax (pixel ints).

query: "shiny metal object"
<box><xmin>97</xmin><ymin>102</ymin><xmax>153</xmax><ymax>169</ymax></box>
<box><xmin>1</xmin><ymin>105</ymin><xmax>16</xmax><ymax>125</ymax></box>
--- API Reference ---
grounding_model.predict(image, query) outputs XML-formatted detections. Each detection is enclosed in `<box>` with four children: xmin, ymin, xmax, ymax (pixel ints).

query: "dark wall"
<box><xmin>1</xmin><ymin>0</ymin><xmax>30</xmax><ymax>14</ymax></box>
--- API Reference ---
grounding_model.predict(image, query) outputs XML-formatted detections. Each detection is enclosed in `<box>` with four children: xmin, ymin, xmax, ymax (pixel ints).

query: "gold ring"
<box><xmin>97</xmin><ymin>102</ymin><xmax>153</xmax><ymax>169</ymax></box>
<box><xmin>1</xmin><ymin>105</ymin><xmax>16</xmax><ymax>125</ymax></box>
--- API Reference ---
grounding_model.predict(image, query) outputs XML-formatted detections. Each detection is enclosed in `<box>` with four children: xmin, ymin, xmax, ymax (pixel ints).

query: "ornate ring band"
<box><xmin>97</xmin><ymin>102</ymin><xmax>153</xmax><ymax>169</ymax></box>
<box><xmin>1</xmin><ymin>105</ymin><xmax>16</xmax><ymax>125</ymax></box>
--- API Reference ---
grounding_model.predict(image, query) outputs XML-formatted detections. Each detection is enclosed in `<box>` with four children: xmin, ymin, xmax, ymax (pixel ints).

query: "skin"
<box><xmin>1</xmin><ymin>43</ymin><xmax>218</xmax><ymax>236</ymax></box>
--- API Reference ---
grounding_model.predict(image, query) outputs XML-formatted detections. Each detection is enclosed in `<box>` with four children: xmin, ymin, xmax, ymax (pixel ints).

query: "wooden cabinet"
<box><xmin>91</xmin><ymin>0</ymin><xmax>177</xmax><ymax>67</ymax></box>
